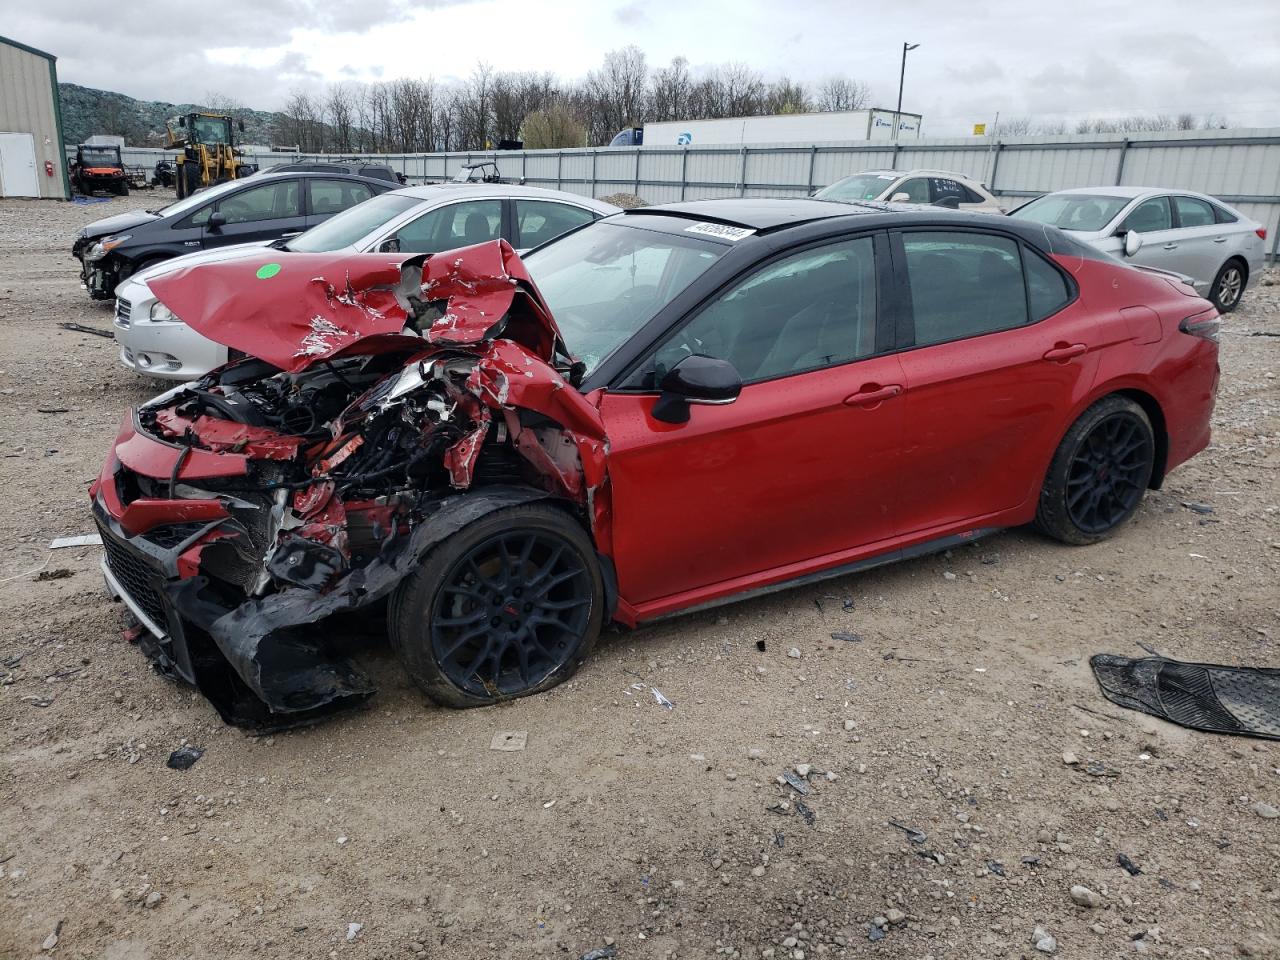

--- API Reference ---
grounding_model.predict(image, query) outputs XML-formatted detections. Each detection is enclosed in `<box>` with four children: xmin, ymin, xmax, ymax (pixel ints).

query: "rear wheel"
<box><xmin>1035</xmin><ymin>396</ymin><xmax>1155</xmax><ymax>545</ymax></box>
<box><xmin>389</xmin><ymin>503</ymin><xmax>603</xmax><ymax>708</ymax></box>
<box><xmin>1209</xmin><ymin>259</ymin><xmax>1246</xmax><ymax>313</ymax></box>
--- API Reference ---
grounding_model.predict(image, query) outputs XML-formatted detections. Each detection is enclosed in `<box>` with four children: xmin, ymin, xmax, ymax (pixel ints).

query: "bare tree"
<box><xmin>325</xmin><ymin>83</ymin><xmax>357</xmax><ymax>153</ymax></box>
<box><xmin>764</xmin><ymin>77</ymin><xmax>811</xmax><ymax>115</ymax></box>
<box><xmin>698</xmin><ymin>63</ymin><xmax>766</xmax><ymax>118</ymax></box>
<box><xmin>816</xmin><ymin>76</ymin><xmax>870</xmax><ymax>112</ymax></box>
<box><xmin>649</xmin><ymin>56</ymin><xmax>693</xmax><ymax>122</ymax></box>
<box><xmin>585</xmin><ymin>46</ymin><xmax>649</xmax><ymax>143</ymax></box>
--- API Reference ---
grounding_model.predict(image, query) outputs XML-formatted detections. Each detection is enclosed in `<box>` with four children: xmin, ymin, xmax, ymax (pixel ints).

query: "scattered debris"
<box><xmin>36</xmin><ymin>407</ymin><xmax>69</xmax><ymax>414</ymax></box>
<box><xmin>1251</xmin><ymin>801</ymin><xmax>1279</xmax><ymax>819</ymax></box>
<box><xmin>143</xmin><ymin>891</ymin><xmax>164</xmax><ymax>909</ymax></box>
<box><xmin>1062</xmin><ymin>751</ymin><xmax>1079</xmax><ymax>765</ymax></box>
<box><xmin>651</xmin><ymin>687</ymin><xmax>674</xmax><ymax>709</ymax></box>
<box><xmin>346</xmin><ymin>922</ymin><xmax>363</xmax><ymax>941</ymax></box>
<box><xmin>166</xmin><ymin>746</ymin><xmax>204</xmax><ymax>770</ymax></box>
<box><xmin>988</xmin><ymin>861</ymin><xmax>1006</xmax><ymax>877</ymax></box>
<box><xmin>830</xmin><ymin>631</ymin><xmax>862</xmax><ymax>643</ymax></box>
<box><xmin>787</xmin><ymin>647</ymin><xmax>802</xmax><ymax>659</ymax></box>
<box><xmin>1092</xmin><ymin>654</ymin><xmax>1280</xmax><ymax>741</ymax></box>
<box><xmin>868</xmin><ymin>925</ymin><xmax>885</xmax><ymax>941</ymax></box>
<box><xmin>1069</xmin><ymin>884</ymin><xmax>1102</xmax><ymax>907</ymax></box>
<box><xmin>22</xmin><ymin>695</ymin><xmax>53</xmax><ymax>708</ymax></box>
<box><xmin>490</xmin><ymin>730</ymin><xmax>528</xmax><ymax>752</ymax></box>
<box><xmin>579</xmin><ymin>947</ymin><xmax>618</xmax><ymax>960</ymax></box>
<box><xmin>34</xmin><ymin>568</ymin><xmax>73</xmax><ymax>582</ymax></box>
<box><xmin>1181</xmin><ymin>501</ymin><xmax>1215</xmax><ymax>515</ymax></box>
<box><xmin>887</xmin><ymin>819</ymin><xmax>927</xmax><ymax>844</ymax></box>
<box><xmin>1117</xmin><ymin>852</ymin><xmax>1143</xmax><ymax>875</ymax></box>
<box><xmin>56</xmin><ymin>321</ymin><xmax>114</xmax><ymax>339</ymax></box>
<box><xmin>755</xmin><ymin>640</ymin><xmax>766</xmax><ymax>652</ymax></box>
<box><xmin>781</xmin><ymin>770</ymin><xmax>810</xmax><ymax>795</ymax></box>
<box><xmin>1082</xmin><ymin>760</ymin><xmax>1121</xmax><ymax>778</ymax></box>
<box><xmin>795</xmin><ymin>799</ymin><xmax>816</xmax><ymax>826</ymax></box>
<box><xmin>50</xmin><ymin>534</ymin><xmax>101</xmax><ymax>549</ymax></box>
<box><xmin>1031</xmin><ymin>925</ymin><xmax>1057</xmax><ymax>954</ymax></box>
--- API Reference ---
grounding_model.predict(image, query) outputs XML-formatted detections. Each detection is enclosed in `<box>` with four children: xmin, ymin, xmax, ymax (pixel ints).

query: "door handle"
<box><xmin>1043</xmin><ymin>343</ymin><xmax>1087</xmax><ymax>362</ymax></box>
<box><xmin>1212</xmin><ymin>237</ymin><xmax>1227</xmax><ymax>243</ymax></box>
<box><xmin>844</xmin><ymin>383</ymin><xmax>903</xmax><ymax>407</ymax></box>
<box><xmin>1162</xmin><ymin>242</ymin><xmax>1178</xmax><ymax>250</ymax></box>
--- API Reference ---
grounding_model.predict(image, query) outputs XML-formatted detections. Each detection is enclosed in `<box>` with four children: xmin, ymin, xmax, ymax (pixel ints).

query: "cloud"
<box><xmin>613</xmin><ymin>2</ymin><xmax>648</xmax><ymax>26</ymax></box>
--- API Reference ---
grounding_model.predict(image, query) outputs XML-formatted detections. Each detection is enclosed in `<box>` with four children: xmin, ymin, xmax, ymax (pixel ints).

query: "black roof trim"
<box><xmin>0</xmin><ymin>34</ymin><xmax>57</xmax><ymax>62</ymax></box>
<box><xmin>622</xmin><ymin>198</ymin><xmax>899</xmax><ymax>234</ymax></box>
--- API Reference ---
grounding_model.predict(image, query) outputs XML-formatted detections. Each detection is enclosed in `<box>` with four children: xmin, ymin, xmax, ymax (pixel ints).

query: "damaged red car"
<box><xmin>91</xmin><ymin>200</ymin><xmax>1220</xmax><ymax>727</ymax></box>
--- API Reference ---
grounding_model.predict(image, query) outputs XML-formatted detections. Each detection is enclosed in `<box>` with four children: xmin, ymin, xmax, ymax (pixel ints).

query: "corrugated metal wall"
<box><xmin>1</xmin><ymin>39</ymin><xmax>67</xmax><ymax>199</ymax></box>
<box><xmin>101</xmin><ymin>128</ymin><xmax>1280</xmax><ymax>258</ymax></box>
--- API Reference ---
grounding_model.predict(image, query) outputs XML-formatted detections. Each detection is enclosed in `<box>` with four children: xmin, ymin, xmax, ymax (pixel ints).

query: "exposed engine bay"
<box><xmin>90</xmin><ymin>241</ymin><xmax>611</xmax><ymax>728</ymax></box>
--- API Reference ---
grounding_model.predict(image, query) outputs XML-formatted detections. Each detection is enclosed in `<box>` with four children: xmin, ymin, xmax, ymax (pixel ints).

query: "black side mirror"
<box><xmin>932</xmin><ymin>196</ymin><xmax>961</xmax><ymax>209</ymax></box>
<box><xmin>178</xmin><ymin>117</ymin><xmax>186</xmax><ymax>128</ymax></box>
<box><xmin>238</xmin><ymin>120</ymin><xmax>245</xmax><ymax>132</ymax></box>
<box><xmin>651</xmin><ymin>355</ymin><xmax>742</xmax><ymax>424</ymax></box>
<box><xmin>207</xmin><ymin>211</ymin><xmax>227</xmax><ymax>230</ymax></box>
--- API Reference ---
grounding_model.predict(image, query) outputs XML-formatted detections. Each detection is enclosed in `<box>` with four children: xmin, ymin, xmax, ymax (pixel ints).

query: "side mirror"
<box><xmin>890</xmin><ymin>191</ymin><xmax>912</xmax><ymax>203</ymax></box>
<box><xmin>178</xmin><ymin>117</ymin><xmax>186</xmax><ymax>128</ymax></box>
<box><xmin>379</xmin><ymin>237</ymin><xmax>401</xmax><ymax>253</ymax></box>
<box><xmin>207</xmin><ymin>211</ymin><xmax>227</xmax><ymax>230</ymax></box>
<box><xmin>651</xmin><ymin>355</ymin><xmax>742</xmax><ymax>424</ymax></box>
<box><xmin>1123</xmin><ymin>230</ymin><xmax>1143</xmax><ymax>257</ymax></box>
<box><xmin>238</xmin><ymin>120</ymin><xmax>245</xmax><ymax>132</ymax></box>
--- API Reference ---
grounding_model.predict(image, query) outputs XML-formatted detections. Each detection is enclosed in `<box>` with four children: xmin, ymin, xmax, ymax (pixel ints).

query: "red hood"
<box><xmin>148</xmin><ymin>240</ymin><xmax>564</xmax><ymax>373</ymax></box>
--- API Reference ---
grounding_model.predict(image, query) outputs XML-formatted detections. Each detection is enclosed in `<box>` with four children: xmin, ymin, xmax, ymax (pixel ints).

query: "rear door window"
<box><xmin>901</xmin><ymin>231</ymin><xmax>1028</xmax><ymax>345</ymax></box>
<box><xmin>515</xmin><ymin>200</ymin><xmax>596</xmax><ymax>248</ymax></box>
<box><xmin>1122</xmin><ymin>197</ymin><xmax>1172</xmax><ymax>233</ymax></box>
<box><xmin>308</xmin><ymin>179</ymin><xmax>375</xmax><ymax>216</ymax></box>
<box><xmin>929</xmin><ymin>177</ymin><xmax>967</xmax><ymax>204</ymax></box>
<box><xmin>1173</xmin><ymin>196</ymin><xmax>1215</xmax><ymax>228</ymax></box>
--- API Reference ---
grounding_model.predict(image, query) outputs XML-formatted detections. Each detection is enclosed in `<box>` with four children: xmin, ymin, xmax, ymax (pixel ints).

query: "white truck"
<box><xmin>609</xmin><ymin>109</ymin><xmax>923</xmax><ymax>147</ymax></box>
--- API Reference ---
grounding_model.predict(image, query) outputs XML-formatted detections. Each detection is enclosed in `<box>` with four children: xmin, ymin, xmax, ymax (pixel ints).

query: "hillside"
<box><xmin>57</xmin><ymin>83</ymin><xmax>285</xmax><ymax>147</ymax></box>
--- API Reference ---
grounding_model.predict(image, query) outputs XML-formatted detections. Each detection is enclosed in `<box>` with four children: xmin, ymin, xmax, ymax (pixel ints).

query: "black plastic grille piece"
<box><xmin>99</xmin><ymin>523</ymin><xmax>169</xmax><ymax>629</ymax></box>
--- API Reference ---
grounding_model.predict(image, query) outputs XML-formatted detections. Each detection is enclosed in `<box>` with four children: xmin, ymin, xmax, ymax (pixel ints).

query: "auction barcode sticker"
<box><xmin>684</xmin><ymin>222</ymin><xmax>756</xmax><ymax>242</ymax></box>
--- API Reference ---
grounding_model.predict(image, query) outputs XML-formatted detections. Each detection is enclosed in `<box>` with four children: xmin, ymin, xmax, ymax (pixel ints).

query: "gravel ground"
<box><xmin>0</xmin><ymin>194</ymin><xmax>1278</xmax><ymax>960</ymax></box>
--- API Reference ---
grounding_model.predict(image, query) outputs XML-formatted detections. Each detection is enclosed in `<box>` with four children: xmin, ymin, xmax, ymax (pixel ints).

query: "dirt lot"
<box><xmin>0</xmin><ymin>193</ymin><xmax>1277</xmax><ymax>960</ymax></box>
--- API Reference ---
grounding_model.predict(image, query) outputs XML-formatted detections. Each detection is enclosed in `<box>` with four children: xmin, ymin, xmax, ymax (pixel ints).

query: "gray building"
<box><xmin>0</xmin><ymin>35</ymin><xmax>70</xmax><ymax>199</ymax></box>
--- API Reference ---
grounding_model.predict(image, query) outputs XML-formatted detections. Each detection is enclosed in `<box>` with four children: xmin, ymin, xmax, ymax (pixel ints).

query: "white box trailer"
<box><xmin>628</xmin><ymin>109</ymin><xmax>922</xmax><ymax>147</ymax></box>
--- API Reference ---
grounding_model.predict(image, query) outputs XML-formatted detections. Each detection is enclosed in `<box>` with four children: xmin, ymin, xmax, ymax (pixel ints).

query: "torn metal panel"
<box><xmin>93</xmin><ymin>241</ymin><xmax>612</xmax><ymax>726</ymax></box>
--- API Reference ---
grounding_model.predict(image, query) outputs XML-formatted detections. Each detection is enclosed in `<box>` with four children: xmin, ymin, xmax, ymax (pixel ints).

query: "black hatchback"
<box><xmin>72</xmin><ymin>171</ymin><xmax>395</xmax><ymax>300</ymax></box>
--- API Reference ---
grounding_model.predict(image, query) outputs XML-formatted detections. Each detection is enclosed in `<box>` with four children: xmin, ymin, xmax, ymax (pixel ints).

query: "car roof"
<box><xmin>387</xmin><ymin>182</ymin><xmax>620</xmax><ymax>213</ymax></box>
<box><xmin>1049</xmin><ymin>186</ymin><xmax>1209</xmax><ymax>201</ymax></box>
<box><xmin>851</xmin><ymin>168</ymin><xmax>981</xmax><ymax>182</ymax></box>
<box><xmin>253</xmin><ymin>170</ymin><xmax>396</xmax><ymax>187</ymax></box>
<box><xmin>619</xmin><ymin>198</ymin><xmax>1058</xmax><ymax>244</ymax></box>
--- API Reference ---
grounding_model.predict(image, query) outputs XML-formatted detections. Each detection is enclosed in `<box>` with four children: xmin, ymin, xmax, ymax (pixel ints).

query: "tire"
<box><xmin>116</xmin><ymin>255</ymin><xmax>168</xmax><ymax>283</ymax></box>
<box><xmin>1208</xmin><ymin>259</ymin><xmax>1247</xmax><ymax>313</ymax></box>
<box><xmin>389</xmin><ymin>503</ymin><xmax>604</xmax><ymax>708</ymax></box>
<box><xmin>1034</xmin><ymin>395</ymin><xmax>1155</xmax><ymax>545</ymax></box>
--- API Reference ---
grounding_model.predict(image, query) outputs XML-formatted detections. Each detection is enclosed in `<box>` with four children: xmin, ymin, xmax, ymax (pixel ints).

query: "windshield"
<box><xmin>524</xmin><ymin>220</ymin><xmax>727</xmax><ymax>376</ymax></box>
<box><xmin>287</xmin><ymin>193</ymin><xmax>421</xmax><ymax>252</ymax></box>
<box><xmin>1010</xmin><ymin>194</ymin><xmax>1130</xmax><ymax>232</ymax></box>
<box><xmin>80</xmin><ymin>148</ymin><xmax>119</xmax><ymax>166</ymax></box>
<box><xmin>148</xmin><ymin>176</ymin><xmax>247</xmax><ymax>218</ymax></box>
<box><xmin>190</xmin><ymin>116</ymin><xmax>231</xmax><ymax>145</ymax></box>
<box><xmin>814</xmin><ymin>172</ymin><xmax>900</xmax><ymax>202</ymax></box>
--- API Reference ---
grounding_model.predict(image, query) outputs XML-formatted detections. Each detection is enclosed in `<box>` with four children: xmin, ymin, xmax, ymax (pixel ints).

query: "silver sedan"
<box><xmin>113</xmin><ymin>183</ymin><xmax>619</xmax><ymax>380</ymax></box>
<box><xmin>1010</xmin><ymin>186</ymin><xmax>1266</xmax><ymax>312</ymax></box>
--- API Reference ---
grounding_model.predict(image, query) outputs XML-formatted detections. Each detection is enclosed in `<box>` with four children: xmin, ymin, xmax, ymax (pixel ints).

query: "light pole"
<box><xmin>894</xmin><ymin>42</ymin><xmax>920</xmax><ymax>141</ymax></box>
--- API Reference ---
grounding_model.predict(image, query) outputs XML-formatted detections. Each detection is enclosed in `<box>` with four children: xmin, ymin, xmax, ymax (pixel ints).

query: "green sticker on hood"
<box><xmin>256</xmin><ymin>263</ymin><xmax>282</xmax><ymax>279</ymax></box>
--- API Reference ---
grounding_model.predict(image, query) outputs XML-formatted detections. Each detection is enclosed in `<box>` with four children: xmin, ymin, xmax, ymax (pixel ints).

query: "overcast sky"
<box><xmin>8</xmin><ymin>0</ymin><xmax>1280</xmax><ymax>134</ymax></box>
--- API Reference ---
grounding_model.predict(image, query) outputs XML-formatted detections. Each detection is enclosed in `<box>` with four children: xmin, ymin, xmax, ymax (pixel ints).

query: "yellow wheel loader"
<box><xmin>166</xmin><ymin>113</ymin><xmax>252</xmax><ymax>198</ymax></box>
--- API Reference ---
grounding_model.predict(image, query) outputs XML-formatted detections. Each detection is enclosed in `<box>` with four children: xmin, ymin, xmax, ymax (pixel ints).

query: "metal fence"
<box><xmin>87</xmin><ymin>127</ymin><xmax>1280</xmax><ymax>259</ymax></box>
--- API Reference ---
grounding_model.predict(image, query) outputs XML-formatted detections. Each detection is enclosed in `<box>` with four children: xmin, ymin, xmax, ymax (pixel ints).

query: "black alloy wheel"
<box><xmin>389</xmin><ymin>503</ymin><xmax>604</xmax><ymax>707</ymax></box>
<box><xmin>432</xmin><ymin>530</ymin><xmax>593</xmax><ymax>698</ymax></box>
<box><xmin>1035</xmin><ymin>395</ymin><xmax>1155</xmax><ymax>545</ymax></box>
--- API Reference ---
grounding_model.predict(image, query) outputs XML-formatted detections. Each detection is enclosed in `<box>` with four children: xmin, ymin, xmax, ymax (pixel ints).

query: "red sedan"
<box><xmin>90</xmin><ymin>200</ymin><xmax>1220</xmax><ymax>727</ymax></box>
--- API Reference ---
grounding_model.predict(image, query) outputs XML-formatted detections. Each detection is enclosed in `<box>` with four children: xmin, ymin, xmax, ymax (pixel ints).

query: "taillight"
<box><xmin>1179</xmin><ymin>310</ymin><xmax>1220</xmax><ymax>342</ymax></box>
<box><xmin>1256</xmin><ymin>228</ymin><xmax>1268</xmax><ymax>241</ymax></box>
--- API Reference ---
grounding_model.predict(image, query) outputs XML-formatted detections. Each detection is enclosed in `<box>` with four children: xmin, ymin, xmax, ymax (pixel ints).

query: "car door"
<box><xmin>886</xmin><ymin>177</ymin><xmax>930</xmax><ymax>204</ymax></box>
<box><xmin>1116</xmin><ymin>196</ymin><xmax>1185</xmax><ymax>273</ymax></box>
<box><xmin>1167</xmin><ymin>195</ymin><xmax>1226</xmax><ymax>293</ymax></box>
<box><xmin>304</xmin><ymin>178</ymin><xmax>377</xmax><ymax>230</ymax></box>
<box><xmin>891</xmin><ymin>228</ymin><xmax>1100</xmax><ymax>536</ymax></box>
<box><xmin>194</xmin><ymin>178</ymin><xmax>304</xmax><ymax>248</ymax></box>
<box><xmin>597</xmin><ymin>232</ymin><xmax>907</xmax><ymax>607</ymax></box>
<box><xmin>512</xmin><ymin>199</ymin><xmax>597</xmax><ymax>252</ymax></box>
<box><xmin>383</xmin><ymin>199</ymin><xmax>503</xmax><ymax>253</ymax></box>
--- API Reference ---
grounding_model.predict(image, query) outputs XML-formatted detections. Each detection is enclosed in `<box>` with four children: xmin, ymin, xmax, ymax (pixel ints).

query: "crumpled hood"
<box><xmin>80</xmin><ymin>209</ymin><xmax>159</xmax><ymax>240</ymax></box>
<box><xmin>147</xmin><ymin>239</ymin><xmax>565</xmax><ymax>373</ymax></box>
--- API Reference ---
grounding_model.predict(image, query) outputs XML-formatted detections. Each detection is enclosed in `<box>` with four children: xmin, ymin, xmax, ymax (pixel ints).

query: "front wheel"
<box><xmin>1209</xmin><ymin>260</ymin><xmax>1246</xmax><ymax>313</ymax></box>
<box><xmin>1035</xmin><ymin>396</ymin><xmax>1155</xmax><ymax>545</ymax></box>
<box><xmin>389</xmin><ymin>503</ymin><xmax>604</xmax><ymax>708</ymax></box>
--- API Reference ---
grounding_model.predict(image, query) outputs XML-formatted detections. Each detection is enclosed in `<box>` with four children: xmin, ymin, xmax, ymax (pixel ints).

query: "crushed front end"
<box><xmin>90</xmin><ymin>241</ymin><xmax>609</xmax><ymax>729</ymax></box>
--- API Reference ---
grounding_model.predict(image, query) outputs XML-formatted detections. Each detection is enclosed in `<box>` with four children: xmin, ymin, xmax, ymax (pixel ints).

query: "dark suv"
<box><xmin>72</xmin><ymin>171</ymin><xmax>393</xmax><ymax>300</ymax></box>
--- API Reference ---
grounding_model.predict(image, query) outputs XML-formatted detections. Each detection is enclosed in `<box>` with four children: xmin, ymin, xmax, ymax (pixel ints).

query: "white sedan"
<box><xmin>113</xmin><ymin>184</ymin><xmax>619</xmax><ymax>380</ymax></box>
